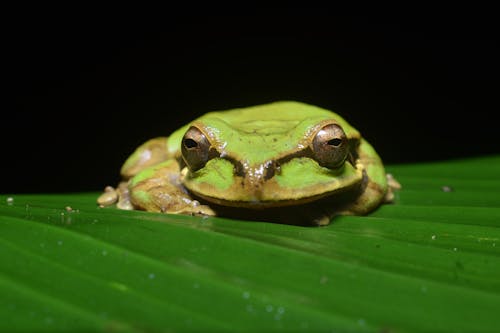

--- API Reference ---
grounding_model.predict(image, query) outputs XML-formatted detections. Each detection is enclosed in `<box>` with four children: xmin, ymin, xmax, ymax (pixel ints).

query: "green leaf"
<box><xmin>1</xmin><ymin>155</ymin><xmax>500</xmax><ymax>332</ymax></box>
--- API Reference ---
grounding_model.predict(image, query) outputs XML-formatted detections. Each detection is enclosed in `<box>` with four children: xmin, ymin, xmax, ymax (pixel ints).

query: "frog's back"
<box><xmin>204</xmin><ymin>101</ymin><xmax>331</xmax><ymax>121</ymax></box>
<box><xmin>200</xmin><ymin>101</ymin><xmax>359</xmax><ymax>136</ymax></box>
<box><xmin>168</xmin><ymin>101</ymin><xmax>360</xmax><ymax>158</ymax></box>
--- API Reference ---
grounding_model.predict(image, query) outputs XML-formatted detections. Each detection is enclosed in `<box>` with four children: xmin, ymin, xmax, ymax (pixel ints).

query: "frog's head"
<box><xmin>174</xmin><ymin>101</ymin><xmax>365</xmax><ymax>208</ymax></box>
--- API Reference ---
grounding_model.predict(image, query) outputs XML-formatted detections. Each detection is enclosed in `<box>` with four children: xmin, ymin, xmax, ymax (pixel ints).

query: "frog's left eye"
<box><xmin>312</xmin><ymin>124</ymin><xmax>348</xmax><ymax>169</ymax></box>
<box><xmin>181</xmin><ymin>126</ymin><xmax>211</xmax><ymax>171</ymax></box>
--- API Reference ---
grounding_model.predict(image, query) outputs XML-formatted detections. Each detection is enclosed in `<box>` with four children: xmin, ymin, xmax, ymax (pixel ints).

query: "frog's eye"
<box><xmin>312</xmin><ymin>124</ymin><xmax>348</xmax><ymax>169</ymax></box>
<box><xmin>181</xmin><ymin>126</ymin><xmax>211</xmax><ymax>171</ymax></box>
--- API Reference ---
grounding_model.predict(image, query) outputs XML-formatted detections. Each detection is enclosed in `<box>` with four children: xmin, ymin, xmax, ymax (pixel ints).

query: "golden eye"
<box><xmin>181</xmin><ymin>126</ymin><xmax>211</xmax><ymax>171</ymax></box>
<box><xmin>312</xmin><ymin>124</ymin><xmax>348</xmax><ymax>169</ymax></box>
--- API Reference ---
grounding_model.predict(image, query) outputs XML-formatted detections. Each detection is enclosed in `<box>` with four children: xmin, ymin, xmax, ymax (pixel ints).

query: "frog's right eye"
<box><xmin>181</xmin><ymin>126</ymin><xmax>211</xmax><ymax>171</ymax></box>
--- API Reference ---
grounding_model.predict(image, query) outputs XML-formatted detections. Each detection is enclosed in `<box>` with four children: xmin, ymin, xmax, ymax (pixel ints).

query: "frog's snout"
<box><xmin>239</xmin><ymin>161</ymin><xmax>278</xmax><ymax>191</ymax></box>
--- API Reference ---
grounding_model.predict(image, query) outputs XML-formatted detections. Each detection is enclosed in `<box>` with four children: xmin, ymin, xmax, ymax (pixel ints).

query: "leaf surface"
<box><xmin>1</xmin><ymin>155</ymin><xmax>500</xmax><ymax>332</ymax></box>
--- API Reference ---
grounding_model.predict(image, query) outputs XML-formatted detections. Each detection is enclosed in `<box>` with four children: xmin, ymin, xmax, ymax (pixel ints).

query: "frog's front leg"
<box><xmin>128</xmin><ymin>160</ymin><xmax>215</xmax><ymax>216</ymax></box>
<box><xmin>98</xmin><ymin>137</ymin><xmax>170</xmax><ymax>209</ymax></box>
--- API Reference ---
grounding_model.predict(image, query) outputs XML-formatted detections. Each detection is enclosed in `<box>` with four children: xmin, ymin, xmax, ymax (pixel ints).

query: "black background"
<box><xmin>5</xmin><ymin>13</ymin><xmax>499</xmax><ymax>193</ymax></box>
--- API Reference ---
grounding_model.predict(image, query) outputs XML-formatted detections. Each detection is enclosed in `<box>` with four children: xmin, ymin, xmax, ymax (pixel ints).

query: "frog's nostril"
<box><xmin>264</xmin><ymin>161</ymin><xmax>279</xmax><ymax>180</ymax></box>
<box><xmin>264</xmin><ymin>166</ymin><xmax>275</xmax><ymax>180</ymax></box>
<box><xmin>238</xmin><ymin>161</ymin><xmax>278</xmax><ymax>188</ymax></box>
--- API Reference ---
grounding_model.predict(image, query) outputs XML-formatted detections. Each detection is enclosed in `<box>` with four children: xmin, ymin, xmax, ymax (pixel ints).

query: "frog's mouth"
<box><xmin>189</xmin><ymin>181</ymin><xmax>363</xmax><ymax>209</ymax></box>
<box><xmin>181</xmin><ymin>156</ymin><xmax>365</xmax><ymax>209</ymax></box>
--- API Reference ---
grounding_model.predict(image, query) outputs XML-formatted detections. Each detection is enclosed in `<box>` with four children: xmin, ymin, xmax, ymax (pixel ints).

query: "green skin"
<box><xmin>114</xmin><ymin>101</ymin><xmax>390</xmax><ymax>225</ymax></box>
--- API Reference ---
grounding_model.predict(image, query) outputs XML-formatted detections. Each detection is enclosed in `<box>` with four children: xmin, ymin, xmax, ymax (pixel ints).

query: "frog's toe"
<box><xmin>313</xmin><ymin>215</ymin><xmax>332</xmax><ymax>226</ymax></box>
<box><xmin>97</xmin><ymin>186</ymin><xmax>118</xmax><ymax>207</ymax></box>
<box><xmin>386</xmin><ymin>173</ymin><xmax>402</xmax><ymax>190</ymax></box>
<box><xmin>116</xmin><ymin>181</ymin><xmax>134</xmax><ymax>210</ymax></box>
<box><xmin>383</xmin><ymin>189</ymin><xmax>395</xmax><ymax>203</ymax></box>
<box><xmin>384</xmin><ymin>173</ymin><xmax>402</xmax><ymax>203</ymax></box>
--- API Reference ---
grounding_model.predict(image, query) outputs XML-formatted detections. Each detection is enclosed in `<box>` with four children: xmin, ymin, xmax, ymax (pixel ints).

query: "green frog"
<box><xmin>98</xmin><ymin>101</ymin><xmax>399</xmax><ymax>225</ymax></box>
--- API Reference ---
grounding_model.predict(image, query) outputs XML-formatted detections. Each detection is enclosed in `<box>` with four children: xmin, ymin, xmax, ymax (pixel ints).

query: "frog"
<box><xmin>98</xmin><ymin>101</ymin><xmax>400</xmax><ymax>225</ymax></box>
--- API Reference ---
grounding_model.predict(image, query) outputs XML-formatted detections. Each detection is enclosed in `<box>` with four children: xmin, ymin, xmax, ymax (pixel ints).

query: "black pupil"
<box><xmin>184</xmin><ymin>138</ymin><xmax>198</xmax><ymax>149</ymax></box>
<box><xmin>327</xmin><ymin>138</ymin><xmax>342</xmax><ymax>147</ymax></box>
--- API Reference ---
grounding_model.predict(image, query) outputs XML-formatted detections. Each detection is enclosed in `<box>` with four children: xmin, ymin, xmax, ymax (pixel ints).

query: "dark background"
<box><xmin>5</xmin><ymin>14</ymin><xmax>498</xmax><ymax>193</ymax></box>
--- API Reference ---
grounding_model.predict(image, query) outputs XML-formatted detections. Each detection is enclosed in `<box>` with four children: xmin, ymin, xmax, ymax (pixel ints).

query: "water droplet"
<box><xmin>421</xmin><ymin>286</ymin><xmax>428</xmax><ymax>293</ymax></box>
<box><xmin>431</xmin><ymin>235</ymin><xmax>436</xmax><ymax>240</ymax></box>
<box><xmin>242</xmin><ymin>291</ymin><xmax>250</xmax><ymax>299</ymax></box>
<box><xmin>193</xmin><ymin>283</ymin><xmax>200</xmax><ymax>289</ymax></box>
<box><xmin>358</xmin><ymin>318</ymin><xmax>366</xmax><ymax>326</ymax></box>
<box><xmin>6</xmin><ymin>197</ymin><xmax>14</xmax><ymax>205</ymax></box>
<box><xmin>277</xmin><ymin>306</ymin><xmax>285</xmax><ymax>314</ymax></box>
<box><xmin>453</xmin><ymin>247</ymin><xmax>458</xmax><ymax>252</ymax></box>
<box><xmin>102</xmin><ymin>250</ymin><xmax>108</xmax><ymax>256</ymax></box>
<box><xmin>441</xmin><ymin>185</ymin><xmax>454</xmax><ymax>192</ymax></box>
<box><xmin>65</xmin><ymin>206</ymin><xmax>73</xmax><ymax>212</ymax></box>
<box><xmin>246</xmin><ymin>304</ymin><xmax>254</xmax><ymax>313</ymax></box>
<box><xmin>148</xmin><ymin>273</ymin><xmax>156</xmax><ymax>279</ymax></box>
<box><xmin>265</xmin><ymin>305</ymin><xmax>274</xmax><ymax>312</ymax></box>
<box><xmin>57</xmin><ymin>240</ymin><xmax>63</xmax><ymax>246</ymax></box>
<box><xmin>320</xmin><ymin>276</ymin><xmax>328</xmax><ymax>284</ymax></box>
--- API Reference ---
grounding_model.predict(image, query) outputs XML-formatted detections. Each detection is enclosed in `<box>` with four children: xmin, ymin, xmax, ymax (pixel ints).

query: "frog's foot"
<box><xmin>97</xmin><ymin>186</ymin><xmax>119</xmax><ymax>208</ymax></box>
<box><xmin>384</xmin><ymin>173</ymin><xmax>402</xmax><ymax>203</ymax></box>
<box><xmin>131</xmin><ymin>184</ymin><xmax>215</xmax><ymax>216</ymax></box>
<box><xmin>97</xmin><ymin>182</ymin><xmax>135</xmax><ymax>210</ymax></box>
<box><xmin>128</xmin><ymin>160</ymin><xmax>216</xmax><ymax>217</ymax></box>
